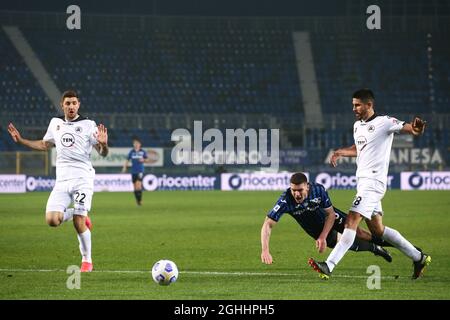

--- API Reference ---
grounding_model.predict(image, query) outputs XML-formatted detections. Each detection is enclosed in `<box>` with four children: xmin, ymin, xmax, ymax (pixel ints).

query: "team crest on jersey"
<box><xmin>75</xmin><ymin>126</ymin><xmax>82</xmax><ymax>133</ymax></box>
<box><xmin>61</xmin><ymin>133</ymin><xmax>75</xmax><ymax>147</ymax></box>
<box><xmin>368</xmin><ymin>125</ymin><xmax>375</xmax><ymax>133</ymax></box>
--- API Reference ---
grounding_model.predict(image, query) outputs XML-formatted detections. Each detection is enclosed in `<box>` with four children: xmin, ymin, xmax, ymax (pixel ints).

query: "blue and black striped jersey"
<box><xmin>267</xmin><ymin>183</ymin><xmax>333</xmax><ymax>238</ymax></box>
<box><xmin>127</xmin><ymin>149</ymin><xmax>148</xmax><ymax>174</ymax></box>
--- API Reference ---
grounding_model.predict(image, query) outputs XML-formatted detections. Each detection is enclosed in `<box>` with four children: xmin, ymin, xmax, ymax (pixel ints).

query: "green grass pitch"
<box><xmin>0</xmin><ymin>190</ymin><xmax>449</xmax><ymax>300</ymax></box>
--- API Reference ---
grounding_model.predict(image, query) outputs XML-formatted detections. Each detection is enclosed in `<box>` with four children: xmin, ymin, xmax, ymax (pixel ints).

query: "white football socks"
<box><xmin>63</xmin><ymin>208</ymin><xmax>74</xmax><ymax>223</ymax></box>
<box><xmin>77</xmin><ymin>229</ymin><xmax>92</xmax><ymax>263</ymax></box>
<box><xmin>325</xmin><ymin>228</ymin><xmax>357</xmax><ymax>272</ymax></box>
<box><xmin>382</xmin><ymin>226</ymin><xmax>421</xmax><ymax>262</ymax></box>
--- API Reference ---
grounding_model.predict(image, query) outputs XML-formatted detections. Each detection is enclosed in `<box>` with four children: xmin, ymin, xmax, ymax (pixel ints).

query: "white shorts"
<box><xmin>349</xmin><ymin>177</ymin><xmax>386</xmax><ymax>219</ymax></box>
<box><xmin>46</xmin><ymin>178</ymin><xmax>94</xmax><ymax>216</ymax></box>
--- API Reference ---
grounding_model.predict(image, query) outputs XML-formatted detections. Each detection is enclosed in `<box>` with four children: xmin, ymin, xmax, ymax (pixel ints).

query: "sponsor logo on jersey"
<box><xmin>356</xmin><ymin>136</ymin><xmax>367</xmax><ymax>147</ymax></box>
<box><xmin>61</xmin><ymin>133</ymin><xmax>75</xmax><ymax>147</ymax></box>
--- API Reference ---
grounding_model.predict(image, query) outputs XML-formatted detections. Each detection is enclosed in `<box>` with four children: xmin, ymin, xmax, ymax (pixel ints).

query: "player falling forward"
<box><xmin>122</xmin><ymin>137</ymin><xmax>150</xmax><ymax>206</ymax></box>
<box><xmin>261</xmin><ymin>173</ymin><xmax>393</xmax><ymax>265</ymax></box>
<box><xmin>308</xmin><ymin>88</ymin><xmax>431</xmax><ymax>280</ymax></box>
<box><xmin>8</xmin><ymin>90</ymin><xmax>109</xmax><ymax>272</ymax></box>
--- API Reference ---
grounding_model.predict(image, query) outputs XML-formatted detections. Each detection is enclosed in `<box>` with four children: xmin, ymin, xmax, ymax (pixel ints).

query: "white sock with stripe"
<box><xmin>325</xmin><ymin>228</ymin><xmax>356</xmax><ymax>272</ymax></box>
<box><xmin>382</xmin><ymin>226</ymin><xmax>421</xmax><ymax>262</ymax></box>
<box><xmin>77</xmin><ymin>229</ymin><xmax>92</xmax><ymax>263</ymax></box>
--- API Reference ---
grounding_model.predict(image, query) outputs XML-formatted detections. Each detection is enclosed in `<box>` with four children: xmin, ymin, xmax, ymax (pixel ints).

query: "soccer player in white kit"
<box><xmin>308</xmin><ymin>89</ymin><xmax>431</xmax><ymax>280</ymax></box>
<box><xmin>7</xmin><ymin>90</ymin><xmax>108</xmax><ymax>272</ymax></box>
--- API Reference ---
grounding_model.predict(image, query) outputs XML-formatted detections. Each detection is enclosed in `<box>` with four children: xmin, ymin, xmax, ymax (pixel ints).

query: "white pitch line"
<box><xmin>0</xmin><ymin>268</ymin><xmax>400</xmax><ymax>279</ymax></box>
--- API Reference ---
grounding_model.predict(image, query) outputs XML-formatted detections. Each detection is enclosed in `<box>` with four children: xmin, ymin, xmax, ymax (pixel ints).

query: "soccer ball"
<box><xmin>151</xmin><ymin>259</ymin><xmax>179</xmax><ymax>286</ymax></box>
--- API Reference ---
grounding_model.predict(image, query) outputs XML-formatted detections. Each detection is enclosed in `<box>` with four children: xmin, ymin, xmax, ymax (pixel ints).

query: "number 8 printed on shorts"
<box><xmin>352</xmin><ymin>196</ymin><xmax>362</xmax><ymax>206</ymax></box>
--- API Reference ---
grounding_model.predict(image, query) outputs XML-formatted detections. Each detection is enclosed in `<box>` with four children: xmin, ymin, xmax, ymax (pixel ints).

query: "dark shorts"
<box><xmin>332</xmin><ymin>207</ymin><xmax>348</xmax><ymax>234</ymax></box>
<box><xmin>326</xmin><ymin>207</ymin><xmax>348</xmax><ymax>248</ymax></box>
<box><xmin>304</xmin><ymin>207</ymin><xmax>348</xmax><ymax>248</ymax></box>
<box><xmin>325</xmin><ymin>229</ymin><xmax>340</xmax><ymax>248</ymax></box>
<box><xmin>132</xmin><ymin>173</ymin><xmax>144</xmax><ymax>183</ymax></box>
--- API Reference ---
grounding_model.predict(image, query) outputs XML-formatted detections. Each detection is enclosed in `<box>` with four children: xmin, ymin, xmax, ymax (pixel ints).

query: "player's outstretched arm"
<box><xmin>7</xmin><ymin>123</ymin><xmax>52</xmax><ymax>151</ymax></box>
<box><xmin>122</xmin><ymin>160</ymin><xmax>129</xmax><ymax>173</ymax></box>
<box><xmin>316</xmin><ymin>207</ymin><xmax>337</xmax><ymax>253</ymax></box>
<box><xmin>95</xmin><ymin>123</ymin><xmax>109</xmax><ymax>157</ymax></box>
<box><xmin>261</xmin><ymin>217</ymin><xmax>277</xmax><ymax>264</ymax></box>
<box><xmin>330</xmin><ymin>144</ymin><xmax>357</xmax><ymax>167</ymax></box>
<box><xmin>401</xmin><ymin>116</ymin><xmax>426</xmax><ymax>136</ymax></box>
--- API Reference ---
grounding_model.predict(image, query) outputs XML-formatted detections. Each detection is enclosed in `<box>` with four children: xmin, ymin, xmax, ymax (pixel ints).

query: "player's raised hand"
<box><xmin>7</xmin><ymin>123</ymin><xmax>22</xmax><ymax>143</ymax></box>
<box><xmin>261</xmin><ymin>251</ymin><xmax>273</xmax><ymax>264</ymax></box>
<box><xmin>412</xmin><ymin>116</ymin><xmax>426</xmax><ymax>136</ymax></box>
<box><xmin>97</xmin><ymin>124</ymin><xmax>108</xmax><ymax>146</ymax></box>
<box><xmin>330</xmin><ymin>151</ymin><xmax>340</xmax><ymax>167</ymax></box>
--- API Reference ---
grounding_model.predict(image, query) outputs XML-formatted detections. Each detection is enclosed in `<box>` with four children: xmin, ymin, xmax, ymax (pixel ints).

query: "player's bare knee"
<box><xmin>47</xmin><ymin>219</ymin><xmax>59</xmax><ymax>227</ymax></box>
<box><xmin>45</xmin><ymin>212</ymin><xmax>62</xmax><ymax>227</ymax></box>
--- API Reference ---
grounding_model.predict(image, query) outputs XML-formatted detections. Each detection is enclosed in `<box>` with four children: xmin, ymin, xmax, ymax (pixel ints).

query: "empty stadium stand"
<box><xmin>0</xmin><ymin>13</ymin><xmax>448</xmax><ymax>156</ymax></box>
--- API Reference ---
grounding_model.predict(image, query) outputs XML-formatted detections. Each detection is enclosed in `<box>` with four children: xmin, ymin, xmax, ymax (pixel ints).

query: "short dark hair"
<box><xmin>352</xmin><ymin>88</ymin><xmax>375</xmax><ymax>104</ymax></box>
<box><xmin>290</xmin><ymin>172</ymin><xmax>308</xmax><ymax>185</ymax></box>
<box><xmin>132</xmin><ymin>136</ymin><xmax>141</xmax><ymax>144</ymax></box>
<box><xmin>61</xmin><ymin>90</ymin><xmax>79</xmax><ymax>102</ymax></box>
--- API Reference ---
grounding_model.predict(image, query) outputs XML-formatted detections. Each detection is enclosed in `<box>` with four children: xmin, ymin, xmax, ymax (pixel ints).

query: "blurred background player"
<box><xmin>308</xmin><ymin>89</ymin><xmax>430</xmax><ymax>280</ymax></box>
<box><xmin>122</xmin><ymin>137</ymin><xmax>149</xmax><ymax>206</ymax></box>
<box><xmin>261</xmin><ymin>172</ymin><xmax>393</xmax><ymax>265</ymax></box>
<box><xmin>7</xmin><ymin>90</ymin><xmax>109</xmax><ymax>272</ymax></box>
